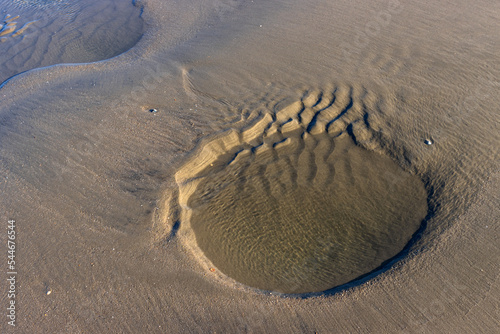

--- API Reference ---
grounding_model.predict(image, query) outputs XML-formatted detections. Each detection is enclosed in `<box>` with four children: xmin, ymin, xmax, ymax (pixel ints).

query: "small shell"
<box><xmin>424</xmin><ymin>139</ymin><xmax>433</xmax><ymax>145</ymax></box>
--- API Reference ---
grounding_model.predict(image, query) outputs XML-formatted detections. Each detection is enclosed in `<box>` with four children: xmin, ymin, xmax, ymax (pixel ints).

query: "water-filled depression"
<box><xmin>186</xmin><ymin>132</ymin><xmax>428</xmax><ymax>294</ymax></box>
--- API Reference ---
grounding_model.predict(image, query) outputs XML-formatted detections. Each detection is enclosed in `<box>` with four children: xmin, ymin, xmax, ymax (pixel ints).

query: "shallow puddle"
<box><xmin>174</xmin><ymin>87</ymin><xmax>429</xmax><ymax>294</ymax></box>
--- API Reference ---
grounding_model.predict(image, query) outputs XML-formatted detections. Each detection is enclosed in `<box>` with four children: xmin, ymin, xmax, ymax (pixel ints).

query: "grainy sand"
<box><xmin>0</xmin><ymin>0</ymin><xmax>499</xmax><ymax>333</ymax></box>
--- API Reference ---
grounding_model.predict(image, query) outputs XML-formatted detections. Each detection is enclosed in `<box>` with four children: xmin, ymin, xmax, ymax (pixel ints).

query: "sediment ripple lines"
<box><xmin>163</xmin><ymin>83</ymin><xmax>428</xmax><ymax>294</ymax></box>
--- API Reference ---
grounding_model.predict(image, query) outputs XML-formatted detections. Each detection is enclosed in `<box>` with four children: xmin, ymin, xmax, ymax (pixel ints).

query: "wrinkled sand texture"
<box><xmin>0</xmin><ymin>0</ymin><xmax>143</xmax><ymax>84</ymax></box>
<box><xmin>0</xmin><ymin>0</ymin><xmax>499</xmax><ymax>333</ymax></box>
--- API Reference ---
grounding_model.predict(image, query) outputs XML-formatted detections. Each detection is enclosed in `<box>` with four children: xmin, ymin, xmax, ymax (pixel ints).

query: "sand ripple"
<box><xmin>0</xmin><ymin>0</ymin><xmax>144</xmax><ymax>84</ymax></box>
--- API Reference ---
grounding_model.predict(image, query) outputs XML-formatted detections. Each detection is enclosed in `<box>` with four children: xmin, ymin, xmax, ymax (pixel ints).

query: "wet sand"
<box><xmin>0</xmin><ymin>0</ymin><xmax>143</xmax><ymax>84</ymax></box>
<box><xmin>0</xmin><ymin>0</ymin><xmax>499</xmax><ymax>332</ymax></box>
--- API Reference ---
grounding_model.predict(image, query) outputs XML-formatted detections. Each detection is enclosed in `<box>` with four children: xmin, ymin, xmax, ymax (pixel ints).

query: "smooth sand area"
<box><xmin>0</xmin><ymin>0</ymin><xmax>499</xmax><ymax>332</ymax></box>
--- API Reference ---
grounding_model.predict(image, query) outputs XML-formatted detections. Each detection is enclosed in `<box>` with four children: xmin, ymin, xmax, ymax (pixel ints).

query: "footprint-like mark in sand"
<box><xmin>166</xmin><ymin>84</ymin><xmax>428</xmax><ymax>294</ymax></box>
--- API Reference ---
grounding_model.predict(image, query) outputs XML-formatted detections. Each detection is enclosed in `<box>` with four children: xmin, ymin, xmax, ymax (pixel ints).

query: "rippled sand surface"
<box><xmin>0</xmin><ymin>0</ymin><xmax>143</xmax><ymax>84</ymax></box>
<box><xmin>0</xmin><ymin>0</ymin><xmax>498</xmax><ymax>332</ymax></box>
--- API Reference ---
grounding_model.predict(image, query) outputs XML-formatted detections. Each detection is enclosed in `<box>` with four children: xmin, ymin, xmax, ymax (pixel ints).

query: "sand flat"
<box><xmin>0</xmin><ymin>0</ymin><xmax>499</xmax><ymax>332</ymax></box>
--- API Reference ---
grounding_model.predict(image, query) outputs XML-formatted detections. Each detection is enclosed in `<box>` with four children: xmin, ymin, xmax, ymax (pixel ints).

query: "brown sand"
<box><xmin>0</xmin><ymin>0</ymin><xmax>499</xmax><ymax>332</ymax></box>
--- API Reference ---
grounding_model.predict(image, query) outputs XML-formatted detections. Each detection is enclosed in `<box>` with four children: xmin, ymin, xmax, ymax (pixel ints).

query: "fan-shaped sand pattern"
<box><xmin>166</xmin><ymin>85</ymin><xmax>428</xmax><ymax>294</ymax></box>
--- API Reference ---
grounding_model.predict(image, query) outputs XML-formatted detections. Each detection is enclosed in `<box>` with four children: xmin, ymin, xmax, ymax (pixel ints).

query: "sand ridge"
<box><xmin>0</xmin><ymin>14</ymin><xmax>36</xmax><ymax>42</ymax></box>
<box><xmin>174</xmin><ymin>85</ymin><xmax>381</xmax><ymax>208</ymax></box>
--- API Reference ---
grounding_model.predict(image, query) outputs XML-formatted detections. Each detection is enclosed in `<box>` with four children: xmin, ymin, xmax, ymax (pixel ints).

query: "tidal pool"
<box><xmin>174</xmin><ymin>87</ymin><xmax>429</xmax><ymax>294</ymax></box>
